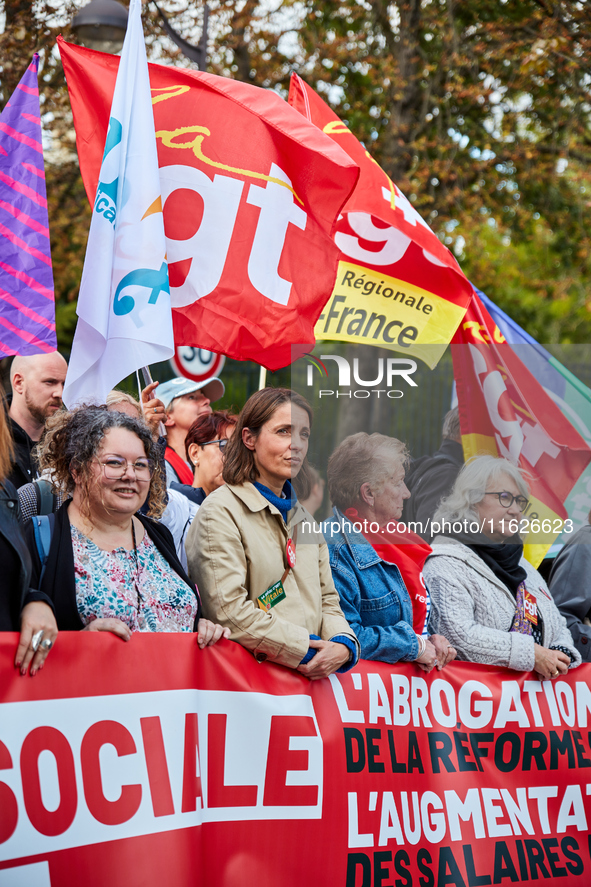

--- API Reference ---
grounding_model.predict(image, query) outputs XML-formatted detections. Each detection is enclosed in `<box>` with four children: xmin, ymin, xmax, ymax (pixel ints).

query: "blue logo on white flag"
<box><xmin>63</xmin><ymin>0</ymin><xmax>174</xmax><ymax>410</ymax></box>
<box><xmin>94</xmin><ymin>117</ymin><xmax>122</xmax><ymax>225</ymax></box>
<box><xmin>113</xmin><ymin>261</ymin><xmax>170</xmax><ymax>326</ymax></box>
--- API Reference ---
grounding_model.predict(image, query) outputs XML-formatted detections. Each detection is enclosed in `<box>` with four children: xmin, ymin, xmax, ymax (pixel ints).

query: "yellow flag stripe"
<box><xmin>315</xmin><ymin>261</ymin><xmax>466</xmax><ymax>368</ymax></box>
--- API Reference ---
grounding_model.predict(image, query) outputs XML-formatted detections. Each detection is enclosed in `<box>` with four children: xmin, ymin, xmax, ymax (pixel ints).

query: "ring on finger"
<box><xmin>40</xmin><ymin>638</ymin><xmax>53</xmax><ymax>651</ymax></box>
<box><xmin>31</xmin><ymin>630</ymin><xmax>44</xmax><ymax>652</ymax></box>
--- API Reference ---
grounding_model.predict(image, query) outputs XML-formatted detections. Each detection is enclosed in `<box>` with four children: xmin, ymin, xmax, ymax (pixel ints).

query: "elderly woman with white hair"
<box><xmin>423</xmin><ymin>455</ymin><xmax>580</xmax><ymax>678</ymax></box>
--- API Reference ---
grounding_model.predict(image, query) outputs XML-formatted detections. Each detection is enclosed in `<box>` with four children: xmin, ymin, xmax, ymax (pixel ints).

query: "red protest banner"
<box><xmin>1</xmin><ymin>634</ymin><xmax>591</xmax><ymax>886</ymax></box>
<box><xmin>452</xmin><ymin>293</ymin><xmax>591</xmax><ymax>564</ymax></box>
<box><xmin>288</xmin><ymin>75</ymin><xmax>473</xmax><ymax>366</ymax></box>
<box><xmin>58</xmin><ymin>39</ymin><xmax>359</xmax><ymax>371</ymax></box>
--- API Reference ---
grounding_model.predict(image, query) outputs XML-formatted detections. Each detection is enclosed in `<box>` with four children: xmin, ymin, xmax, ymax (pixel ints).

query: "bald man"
<box><xmin>7</xmin><ymin>352</ymin><xmax>68</xmax><ymax>489</ymax></box>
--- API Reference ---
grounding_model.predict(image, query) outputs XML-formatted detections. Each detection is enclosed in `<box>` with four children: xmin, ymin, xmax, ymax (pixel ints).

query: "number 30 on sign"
<box><xmin>171</xmin><ymin>346</ymin><xmax>225</xmax><ymax>384</ymax></box>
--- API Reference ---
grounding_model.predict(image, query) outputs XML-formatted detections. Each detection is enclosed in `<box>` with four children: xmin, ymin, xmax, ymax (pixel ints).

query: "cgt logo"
<box><xmin>306</xmin><ymin>354</ymin><xmax>418</xmax><ymax>399</ymax></box>
<box><xmin>159</xmin><ymin>159</ymin><xmax>305</xmax><ymax>308</ymax></box>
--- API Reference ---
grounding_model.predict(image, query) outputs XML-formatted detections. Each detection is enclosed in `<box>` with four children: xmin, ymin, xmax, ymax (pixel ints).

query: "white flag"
<box><xmin>63</xmin><ymin>0</ymin><xmax>173</xmax><ymax>408</ymax></box>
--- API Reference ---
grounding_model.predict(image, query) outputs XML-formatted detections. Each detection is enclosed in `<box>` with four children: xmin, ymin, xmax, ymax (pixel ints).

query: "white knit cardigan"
<box><xmin>424</xmin><ymin>536</ymin><xmax>581</xmax><ymax>671</ymax></box>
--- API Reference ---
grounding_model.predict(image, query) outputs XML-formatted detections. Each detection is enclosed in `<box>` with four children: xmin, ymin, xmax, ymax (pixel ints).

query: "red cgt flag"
<box><xmin>452</xmin><ymin>293</ymin><xmax>591</xmax><ymax>564</ymax></box>
<box><xmin>288</xmin><ymin>75</ymin><xmax>473</xmax><ymax>366</ymax></box>
<box><xmin>58</xmin><ymin>39</ymin><xmax>359</xmax><ymax>370</ymax></box>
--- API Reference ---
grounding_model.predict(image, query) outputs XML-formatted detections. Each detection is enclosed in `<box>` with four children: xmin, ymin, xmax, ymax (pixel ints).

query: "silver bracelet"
<box><xmin>415</xmin><ymin>634</ymin><xmax>426</xmax><ymax>660</ymax></box>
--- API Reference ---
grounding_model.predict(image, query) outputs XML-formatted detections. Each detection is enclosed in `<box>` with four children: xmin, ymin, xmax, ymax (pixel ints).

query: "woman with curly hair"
<box><xmin>24</xmin><ymin>405</ymin><xmax>229</xmax><ymax>647</ymax></box>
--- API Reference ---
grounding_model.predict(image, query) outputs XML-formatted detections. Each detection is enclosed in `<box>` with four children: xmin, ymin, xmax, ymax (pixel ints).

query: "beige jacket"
<box><xmin>185</xmin><ymin>482</ymin><xmax>358</xmax><ymax>668</ymax></box>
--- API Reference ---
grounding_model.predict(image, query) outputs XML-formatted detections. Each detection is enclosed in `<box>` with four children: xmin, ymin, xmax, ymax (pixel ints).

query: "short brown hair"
<box><xmin>223</xmin><ymin>388</ymin><xmax>313</xmax><ymax>499</ymax></box>
<box><xmin>185</xmin><ymin>410</ymin><xmax>237</xmax><ymax>463</ymax></box>
<box><xmin>328</xmin><ymin>433</ymin><xmax>409</xmax><ymax>511</ymax></box>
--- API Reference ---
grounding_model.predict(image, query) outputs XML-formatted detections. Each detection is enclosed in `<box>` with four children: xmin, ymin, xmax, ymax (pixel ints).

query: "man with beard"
<box><xmin>7</xmin><ymin>352</ymin><xmax>68</xmax><ymax>489</ymax></box>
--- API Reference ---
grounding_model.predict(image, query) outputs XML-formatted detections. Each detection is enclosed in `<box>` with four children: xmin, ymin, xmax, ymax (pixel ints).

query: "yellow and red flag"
<box><xmin>452</xmin><ymin>294</ymin><xmax>591</xmax><ymax>564</ymax></box>
<box><xmin>59</xmin><ymin>39</ymin><xmax>360</xmax><ymax>370</ymax></box>
<box><xmin>288</xmin><ymin>74</ymin><xmax>473</xmax><ymax>367</ymax></box>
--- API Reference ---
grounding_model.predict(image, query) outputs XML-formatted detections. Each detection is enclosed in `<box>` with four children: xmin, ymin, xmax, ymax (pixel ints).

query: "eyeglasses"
<box><xmin>98</xmin><ymin>457</ymin><xmax>154</xmax><ymax>481</ymax></box>
<box><xmin>200</xmin><ymin>439</ymin><xmax>229</xmax><ymax>451</ymax></box>
<box><xmin>485</xmin><ymin>491</ymin><xmax>529</xmax><ymax>510</ymax></box>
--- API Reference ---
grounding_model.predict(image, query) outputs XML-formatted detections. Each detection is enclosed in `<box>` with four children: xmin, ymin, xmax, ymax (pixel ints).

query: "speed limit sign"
<box><xmin>170</xmin><ymin>346</ymin><xmax>226</xmax><ymax>383</ymax></box>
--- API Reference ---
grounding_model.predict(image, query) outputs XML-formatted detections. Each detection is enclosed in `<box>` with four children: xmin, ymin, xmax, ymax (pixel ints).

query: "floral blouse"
<box><xmin>71</xmin><ymin>524</ymin><xmax>198</xmax><ymax>632</ymax></box>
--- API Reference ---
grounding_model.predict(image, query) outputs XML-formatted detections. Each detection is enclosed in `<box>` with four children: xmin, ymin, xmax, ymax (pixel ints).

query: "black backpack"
<box><xmin>34</xmin><ymin>477</ymin><xmax>55</xmax><ymax>514</ymax></box>
<box><xmin>17</xmin><ymin>477</ymin><xmax>59</xmax><ymax>524</ymax></box>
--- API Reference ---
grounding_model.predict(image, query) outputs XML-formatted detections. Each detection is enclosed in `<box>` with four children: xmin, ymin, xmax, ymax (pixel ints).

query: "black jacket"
<box><xmin>549</xmin><ymin>524</ymin><xmax>591</xmax><ymax>662</ymax></box>
<box><xmin>24</xmin><ymin>501</ymin><xmax>202</xmax><ymax>631</ymax></box>
<box><xmin>170</xmin><ymin>482</ymin><xmax>206</xmax><ymax>506</ymax></box>
<box><xmin>0</xmin><ymin>480</ymin><xmax>34</xmax><ymax>630</ymax></box>
<box><xmin>7</xmin><ymin>408</ymin><xmax>38</xmax><ymax>490</ymax></box>
<box><xmin>402</xmin><ymin>439</ymin><xmax>464</xmax><ymax>540</ymax></box>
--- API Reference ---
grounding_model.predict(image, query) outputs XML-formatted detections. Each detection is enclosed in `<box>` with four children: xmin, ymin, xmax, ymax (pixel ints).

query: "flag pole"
<box><xmin>61</xmin><ymin>0</ymin><xmax>174</xmax><ymax>409</ymax></box>
<box><xmin>139</xmin><ymin>365</ymin><xmax>166</xmax><ymax>436</ymax></box>
<box><xmin>140</xmin><ymin>365</ymin><xmax>154</xmax><ymax>387</ymax></box>
<box><xmin>138</xmin><ymin>365</ymin><xmax>153</xmax><ymax>416</ymax></box>
<box><xmin>258</xmin><ymin>365</ymin><xmax>267</xmax><ymax>389</ymax></box>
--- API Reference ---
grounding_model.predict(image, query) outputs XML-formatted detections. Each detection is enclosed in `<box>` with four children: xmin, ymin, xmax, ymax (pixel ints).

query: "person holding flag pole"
<box><xmin>62</xmin><ymin>0</ymin><xmax>174</xmax><ymax>409</ymax></box>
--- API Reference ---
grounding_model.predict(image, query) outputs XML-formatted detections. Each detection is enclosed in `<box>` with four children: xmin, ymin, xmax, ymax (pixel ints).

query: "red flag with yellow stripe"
<box><xmin>452</xmin><ymin>294</ymin><xmax>591</xmax><ymax>564</ymax></box>
<box><xmin>288</xmin><ymin>74</ymin><xmax>473</xmax><ymax>366</ymax></box>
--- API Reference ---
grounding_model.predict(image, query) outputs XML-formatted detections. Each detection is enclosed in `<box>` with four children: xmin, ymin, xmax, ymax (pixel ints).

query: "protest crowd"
<box><xmin>0</xmin><ymin>83</ymin><xmax>588</xmax><ymax>887</ymax></box>
<box><xmin>0</xmin><ymin>352</ymin><xmax>583</xmax><ymax>684</ymax></box>
<box><xmin>4</xmin><ymin>4</ymin><xmax>591</xmax><ymax>883</ymax></box>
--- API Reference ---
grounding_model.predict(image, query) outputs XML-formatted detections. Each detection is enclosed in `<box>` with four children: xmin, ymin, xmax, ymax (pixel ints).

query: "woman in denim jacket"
<box><xmin>323</xmin><ymin>433</ymin><xmax>456</xmax><ymax>671</ymax></box>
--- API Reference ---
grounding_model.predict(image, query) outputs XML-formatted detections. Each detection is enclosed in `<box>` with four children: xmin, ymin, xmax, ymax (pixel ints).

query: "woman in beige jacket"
<box><xmin>185</xmin><ymin>388</ymin><xmax>359</xmax><ymax>678</ymax></box>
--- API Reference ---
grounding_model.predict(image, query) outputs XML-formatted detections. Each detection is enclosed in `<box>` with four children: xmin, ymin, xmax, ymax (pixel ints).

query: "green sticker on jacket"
<box><xmin>257</xmin><ymin>579</ymin><xmax>286</xmax><ymax>611</ymax></box>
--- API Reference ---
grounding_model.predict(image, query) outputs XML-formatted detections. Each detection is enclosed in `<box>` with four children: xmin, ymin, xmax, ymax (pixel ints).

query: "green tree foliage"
<box><xmin>285</xmin><ymin>0</ymin><xmax>591</xmax><ymax>342</ymax></box>
<box><xmin>186</xmin><ymin>0</ymin><xmax>591</xmax><ymax>342</ymax></box>
<box><xmin>1</xmin><ymin>0</ymin><xmax>591</xmax><ymax>351</ymax></box>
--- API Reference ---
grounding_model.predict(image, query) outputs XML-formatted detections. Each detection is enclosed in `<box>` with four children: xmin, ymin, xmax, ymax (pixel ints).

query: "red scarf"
<box><xmin>165</xmin><ymin>446</ymin><xmax>194</xmax><ymax>486</ymax></box>
<box><xmin>344</xmin><ymin>508</ymin><xmax>432</xmax><ymax>635</ymax></box>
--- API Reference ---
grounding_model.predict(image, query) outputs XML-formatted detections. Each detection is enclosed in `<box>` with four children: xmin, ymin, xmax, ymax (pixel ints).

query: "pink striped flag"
<box><xmin>0</xmin><ymin>54</ymin><xmax>56</xmax><ymax>356</ymax></box>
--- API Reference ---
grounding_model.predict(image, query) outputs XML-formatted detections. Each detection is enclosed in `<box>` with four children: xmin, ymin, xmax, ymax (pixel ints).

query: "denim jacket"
<box><xmin>323</xmin><ymin>508</ymin><xmax>419</xmax><ymax>663</ymax></box>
